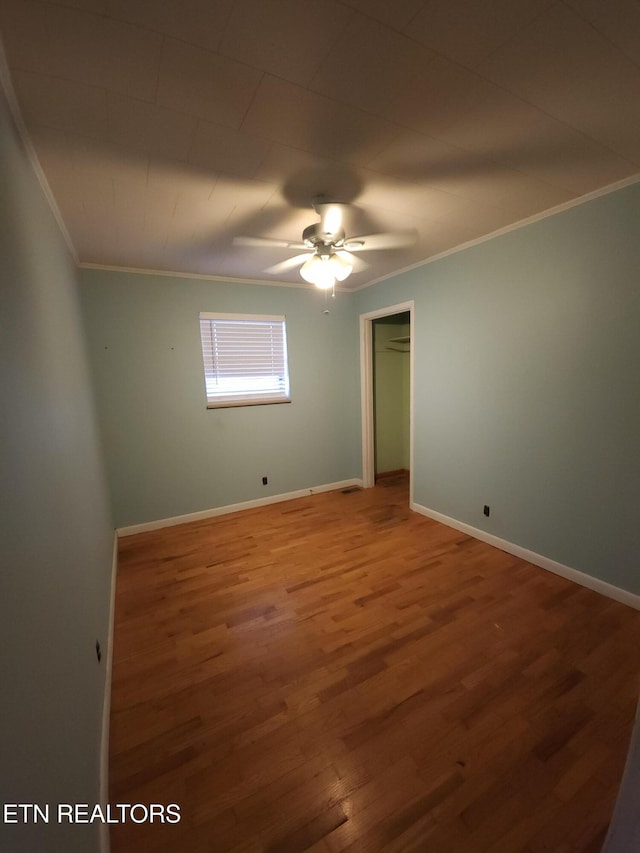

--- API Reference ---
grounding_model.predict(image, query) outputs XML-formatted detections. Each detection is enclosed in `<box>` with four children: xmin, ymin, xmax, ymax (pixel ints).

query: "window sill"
<box><xmin>206</xmin><ymin>398</ymin><xmax>292</xmax><ymax>409</ymax></box>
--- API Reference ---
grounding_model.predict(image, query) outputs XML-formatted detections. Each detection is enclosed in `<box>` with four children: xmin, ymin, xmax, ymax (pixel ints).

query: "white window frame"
<box><xmin>199</xmin><ymin>312</ymin><xmax>291</xmax><ymax>409</ymax></box>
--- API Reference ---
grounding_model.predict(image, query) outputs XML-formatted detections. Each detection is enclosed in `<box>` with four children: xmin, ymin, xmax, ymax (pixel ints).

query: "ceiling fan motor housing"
<box><xmin>302</xmin><ymin>223</ymin><xmax>345</xmax><ymax>252</ymax></box>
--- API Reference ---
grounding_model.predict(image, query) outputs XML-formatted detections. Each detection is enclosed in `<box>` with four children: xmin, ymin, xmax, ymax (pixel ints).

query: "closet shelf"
<box><xmin>385</xmin><ymin>335</ymin><xmax>410</xmax><ymax>352</ymax></box>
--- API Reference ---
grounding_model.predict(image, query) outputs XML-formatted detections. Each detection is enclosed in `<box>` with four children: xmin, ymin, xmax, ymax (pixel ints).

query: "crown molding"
<box><xmin>0</xmin><ymin>37</ymin><xmax>79</xmax><ymax>264</ymax></box>
<box><xmin>78</xmin><ymin>262</ymin><xmax>355</xmax><ymax>292</ymax></box>
<box><xmin>351</xmin><ymin>172</ymin><xmax>640</xmax><ymax>292</ymax></box>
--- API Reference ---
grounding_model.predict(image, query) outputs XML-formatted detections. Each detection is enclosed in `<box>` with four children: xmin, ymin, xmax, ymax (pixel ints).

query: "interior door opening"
<box><xmin>360</xmin><ymin>301</ymin><xmax>414</xmax><ymax>505</ymax></box>
<box><xmin>373</xmin><ymin>312</ymin><xmax>410</xmax><ymax>485</ymax></box>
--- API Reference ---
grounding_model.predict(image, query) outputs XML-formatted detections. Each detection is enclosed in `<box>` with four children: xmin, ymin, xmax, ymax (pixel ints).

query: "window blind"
<box><xmin>199</xmin><ymin>313</ymin><xmax>291</xmax><ymax>407</ymax></box>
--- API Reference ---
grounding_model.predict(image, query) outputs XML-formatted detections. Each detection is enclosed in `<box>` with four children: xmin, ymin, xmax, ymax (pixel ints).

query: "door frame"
<box><xmin>359</xmin><ymin>300</ymin><xmax>414</xmax><ymax>502</ymax></box>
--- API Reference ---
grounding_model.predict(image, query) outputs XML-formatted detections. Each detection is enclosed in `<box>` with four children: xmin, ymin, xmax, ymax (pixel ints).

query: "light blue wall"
<box><xmin>78</xmin><ymin>182</ymin><xmax>639</xmax><ymax>597</ymax></box>
<box><xmin>355</xmin><ymin>182</ymin><xmax>640</xmax><ymax>595</ymax></box>
<box><xmin>79</xmin><ymin>270</ymin><xmax>361</xmax><ymax>528</ymax></box>
<box><xmin>0</xmin><ymin>89</ymin><xmax>113</xmax><ymax>852</ymax></box>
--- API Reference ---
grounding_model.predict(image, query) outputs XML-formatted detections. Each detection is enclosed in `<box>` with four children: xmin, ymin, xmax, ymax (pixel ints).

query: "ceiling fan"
<box><xmin>233</xmin><ymin>200</ymin><xmax>416</xmax><ymax>290</ymax></box>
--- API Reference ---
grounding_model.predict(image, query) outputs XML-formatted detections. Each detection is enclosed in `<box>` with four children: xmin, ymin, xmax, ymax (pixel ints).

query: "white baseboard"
<box><xmin>411</xmin><ymin>502</ymin><xmax>640</xmax><ymax>611</ymax></box>
<box><xmin>117</xmin><ymin>479</ymin><xmax>363</xmax><ymax>537</ymax></box>
<box><xmin>99</xmin><ymin>533</ymin><xmax>118</xmax><ymax>853</ymax></box>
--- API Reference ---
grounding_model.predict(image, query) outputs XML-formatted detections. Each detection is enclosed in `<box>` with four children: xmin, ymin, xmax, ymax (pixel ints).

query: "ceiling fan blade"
<box><xmin>343</xmin><ymin>229</ymin><xmax>417</xmax><ymax>251</ymax></box>
<box><xmin>336</xmin><ymin>250</ymin><xmax>368</xmax><ymax>273</ymax></box>
<box><xmin>264</xmin><ymin>253</ymin><xmax>311</xmax><ymax>275</ymax></box>
<box><xmin>233</xmin><ymin>235</ymin><xmax>307</xmax><ymax>250</ymax></box>
<box><xmin>314</xmin><ymin>202</ymin><xmax>346</xmax><ymax>237</ymax></box>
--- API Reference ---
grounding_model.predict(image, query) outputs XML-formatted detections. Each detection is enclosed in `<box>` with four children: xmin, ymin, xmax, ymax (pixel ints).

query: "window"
<box><xmin>199</xmin><ymin>313</ymin><xmax>291</xmax><ymax>408</ymax></box>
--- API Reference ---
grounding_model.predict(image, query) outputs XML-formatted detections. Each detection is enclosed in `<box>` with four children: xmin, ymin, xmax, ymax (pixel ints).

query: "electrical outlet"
<box><xmin>95</xmin><ymin>640</ymin><xmax>102</xmax><ymax>663</ymax></box>
<box><xmin>262</xmin><ymin>476</ymin><xmax>268</xmax><ymax>485</ymax></box>
<box><xmin>483</xmin><ymin>505</ymin><xmax>490</xmax><ymax>517</ymax></box>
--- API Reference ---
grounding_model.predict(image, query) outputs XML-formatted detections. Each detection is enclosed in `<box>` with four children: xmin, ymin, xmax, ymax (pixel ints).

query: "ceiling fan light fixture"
<box><xmin>332</xmin><ymin>252</ymin><xmax>353</xmax><ymax>281</ymax></box>
<box><xmin>300</xmin><ymin>252</ymin><xmax>352</xmax><ymax>289</ymax></box>
<box><xmin>300</xmin><ymin>254</ymin><xmax>334</xmax><ymax>289</ymax></box>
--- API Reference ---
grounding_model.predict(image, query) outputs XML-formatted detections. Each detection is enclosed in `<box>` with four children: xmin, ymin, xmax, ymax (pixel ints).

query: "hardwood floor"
<box><xmin>110</xmin><ymin>477</ymin><xmax>640</xmax><ymax>852</ymax></box>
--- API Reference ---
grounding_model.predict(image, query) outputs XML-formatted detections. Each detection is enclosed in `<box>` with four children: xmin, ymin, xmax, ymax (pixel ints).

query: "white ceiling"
<box><xmin>2</xmin><ymin>0</ymin><xmax>640</xmax><ymax>289</ymax></box>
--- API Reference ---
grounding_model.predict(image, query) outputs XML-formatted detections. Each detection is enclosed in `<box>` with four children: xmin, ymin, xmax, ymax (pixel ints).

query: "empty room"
<box><xmin>2</xmin><ymin>1</ymin><xmax>640</xmax><ymax>851</ymax></box>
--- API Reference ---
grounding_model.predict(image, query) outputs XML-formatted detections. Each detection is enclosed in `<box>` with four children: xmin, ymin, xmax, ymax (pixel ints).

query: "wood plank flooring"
<box><xmin>110</xmin><ymin>477</ymin><xmax>640</xmax><ymax>852</ymax></box>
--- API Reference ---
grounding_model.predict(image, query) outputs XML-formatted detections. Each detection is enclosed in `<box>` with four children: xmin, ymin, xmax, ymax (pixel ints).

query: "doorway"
<box><xmin>360</xmin><ymin>301</ymin><xmax>414</xmax><ymax>504</ymax></box>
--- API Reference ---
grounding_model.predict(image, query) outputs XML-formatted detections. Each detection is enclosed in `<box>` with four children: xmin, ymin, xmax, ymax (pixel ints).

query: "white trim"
<box><xmin>99</xmin><ymin>534</ymin><xmax>118</xmax><ymax>853</ymax></box>
<box><xmin>350</xmin><ymin>173</ymin><xmax>640</xmax><ymax>292</ymax></box>
<box><xmin>117</xmin><ymin>479</ymin><xmax>363</xmax><ymax>537</ymax></box>
<box><xmin>359</xmin><ymin>302</ymin><xmax>415</xmax><ymax>504</ymax></box>
<box><xmin>358</xmin><ymin>301</ymin><xmax>415</xmax><ymax>322</ymax></box>
<box><xmin>411</xmin><ymin>502</ymin><xmax>640</xmax><ymax>611</ymax></box>
<box><xmin>200</xmin><ymin>311</ymin><xmax>286</xmax><ymax>322</ymax></box>
<box><xmin>409</xmin><ymin>309</ymin><xmax>414</xmax><ymax>508</ymax></box>
<box><xmin>79</xmin><ymin>262</ymin><xmax>353</xmax><ymax>292</ymax></box>
<box><xmin>0</xmin><ymin>38</ymin><xmax>79</xmax><ymax>264</ymax></box>
<box><xmin>360</xmin><ymin>314</ymin><xmax>375</xmax><ymax>490</ymax></box>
